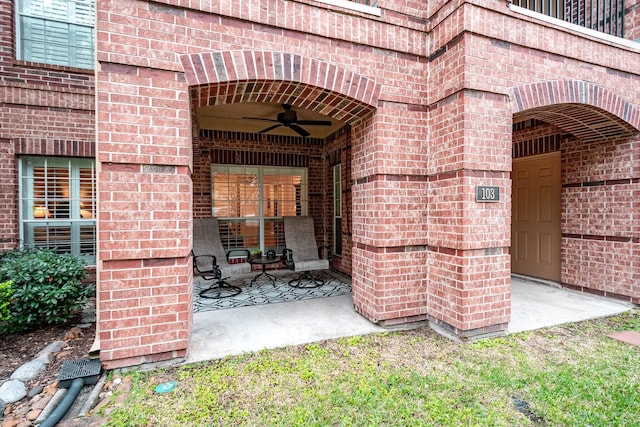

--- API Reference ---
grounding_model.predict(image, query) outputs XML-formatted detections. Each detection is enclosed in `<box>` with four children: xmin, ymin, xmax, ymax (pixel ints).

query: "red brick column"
<box><xmin>351</xmin><ymin>104</ymin><xmax>430</xmax><ymax>325</ymax></box>
<box><xmin>96</xmin><ymin>64</ymin><xmax>193</xmax><ymax>369</ymax></box>
<box><xmin>425</xmin><ymin>89</ymin><xmax>513</xmax><ymax>339</ymax></box>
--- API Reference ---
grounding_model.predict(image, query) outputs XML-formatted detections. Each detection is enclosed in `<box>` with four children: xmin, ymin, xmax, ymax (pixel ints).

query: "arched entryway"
<box><xmin>180</xmin><ymin>50</ymin><xmax>382</xmax><ymax>349</ymax></box>
<box><xmin>510</xmin><ymin>80</ymin><xmax>640</xmax><ymax>300</ymax></box>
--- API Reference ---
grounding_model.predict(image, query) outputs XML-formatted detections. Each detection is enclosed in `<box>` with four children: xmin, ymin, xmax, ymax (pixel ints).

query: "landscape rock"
<box><xmin>26</xmin><ymin>409</ymin><xmax>41</xmax><ymax>421</ymax></box>
<box><xmin>30</xmin><ymin>394</ymin><xmax>51</xmax><ymax>411</ymax></box>
<box><xmin>2</xmin><ymin>302</ymin><xmax>97</xmax><ymax>426</ymax></box>
<box><xmin>1</xmin><ymin>417</ymin><xmax>22</xmax><ymax>427</ymax></box>
<box><xmin>43</xmin><ymin>381</ymin><xmax>59</xmax><ymax>395</ymax></box>
<box><xmin>13</xmin><ymin>403</ymin><xmax>29</xmax><ymax>417</ymax></box>
<box><xmin>10</xmin><ymin>359</ymin><xmax>45</xmax><ymax>382</ymax></box>
<box><xmin>0</xmin><ymin>381</ymin><xmax>27</xmax><ymax>404</ymax></box>
<box><xmin>27</xmin><ymin>386</ymin><xmax>44</xmax><ymax>399</ymax></box>
<box><xmin>35</xmin><ymin>341</ymin><xmax>66</xmax><ymax>363</ymax></box>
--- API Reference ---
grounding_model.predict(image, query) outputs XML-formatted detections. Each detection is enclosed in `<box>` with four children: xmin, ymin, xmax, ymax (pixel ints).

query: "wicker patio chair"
<box><xmin>282</xmin><ymin>216</ymin><xmax>330</xmax><ymax>288</ymax></box>
<box><xmin>192</xmin><ymin>218</ymin><xmax>251</xmax><ymax>298</ymax></box>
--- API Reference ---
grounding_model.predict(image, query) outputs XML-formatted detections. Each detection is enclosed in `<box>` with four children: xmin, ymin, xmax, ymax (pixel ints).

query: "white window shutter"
<box><xmin>18</xmin><ymin>0</ymin><xmax>94</xmax><ymax>69</ymax></box>
<box><xmin>45</xmin><ymin>21</ymin><xmax>71</xmax><ymax>66</ymax></box>
<box><xmin>70</xmin><ymin>25</ymin><xmax>94</xmax><ymax>68</ymax></box>
<box><xmin>71</xmin><ymin>0</ymin><xmax>94</xmax><ymax>26</ymax></box>
<box><xmin>21</xmin><ymin>17</ymin><xmax>47</xmax><ymax>63</ymax></box>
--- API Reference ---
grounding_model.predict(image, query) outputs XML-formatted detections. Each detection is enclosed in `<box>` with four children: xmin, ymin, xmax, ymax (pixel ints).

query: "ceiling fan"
<box><xmin>244</xmin><ymin>104</ymin><xmax>332</xmax><ymax>137</ymax></box>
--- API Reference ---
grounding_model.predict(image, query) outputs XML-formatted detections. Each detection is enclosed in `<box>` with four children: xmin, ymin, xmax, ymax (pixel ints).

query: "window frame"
<box><xmin>16</xmin><ymin>0</ymin><xmax>95</xmax><ymax>69</ymax></box>
<box><xmin>211</xmin><ymin>165</ymin><xmax>308</xmax><ymax>254</ymax></box>
<box><xmin>19</xmin><ymin>156</ymin><xmax>96</xmax><ymax>264</ymax></box>
<box><xmin>333</xmin><ymin>163</ymin><xmax>342</xmax><ymax>256</ymax></box>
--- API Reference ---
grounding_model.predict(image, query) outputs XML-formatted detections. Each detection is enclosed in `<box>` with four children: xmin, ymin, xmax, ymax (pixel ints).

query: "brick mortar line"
<box><xmin>353</xmin><ymin>169</ymin><xmax>509</xmax><ymax>185</ymax></box>
<box><xmin>0</xmin><ymin>80</ymin><xmax>94</xmax><ymax>95</ymax></box>
<box><xmin>356</xmin><ymin>242</ymin><xmax>509</xmax><ymax>255</ymax></box>
<box><xmin>562</xmin><ymin>234</ymin><xmax>640</xmax><ymax>243</ymax></box>
<box><xmin>562</xmin><ymin>177</ymin><xmax>640</xmax><ymax>188</ymax></box>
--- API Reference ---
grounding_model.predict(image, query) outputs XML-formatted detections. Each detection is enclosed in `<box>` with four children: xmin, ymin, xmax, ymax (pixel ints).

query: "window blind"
<box><xmin>18</xmin><ymin>0</ymin><xmax>94</xmax><ymax>68</ymax></box>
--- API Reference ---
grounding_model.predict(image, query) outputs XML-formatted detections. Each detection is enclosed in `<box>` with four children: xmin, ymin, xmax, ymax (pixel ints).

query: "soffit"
<box><xmin>514</xmin><ymin>104</ymin><xmax>638</xmax><ymax>142</ymax></box>
<box><xmin>196</xmin><ymin>102</ymin><xmax>346</xmax><ymax>139</ymax></box>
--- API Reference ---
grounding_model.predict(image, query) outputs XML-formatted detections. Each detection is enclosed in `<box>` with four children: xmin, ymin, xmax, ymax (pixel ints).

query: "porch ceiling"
<box><xmin>514</xmin><ymin>104</ymin><xmax>638</xmax><ymax>142</ymax></box>
<box><xmin>196</xmin><ymin>102</ymin><xmax>346</xmax><ymax>139</ymax></box>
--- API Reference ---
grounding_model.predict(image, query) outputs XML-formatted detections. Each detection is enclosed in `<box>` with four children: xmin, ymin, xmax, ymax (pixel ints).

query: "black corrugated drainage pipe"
<box><xmin>40</xmin><ymin>358</ymin><xmax>102</xmax><ymax>427</ymax></box>
<box><xmin>39</xmin><ymin>378</ymin><xmax>85</xmax><ymax>427</ymax></box>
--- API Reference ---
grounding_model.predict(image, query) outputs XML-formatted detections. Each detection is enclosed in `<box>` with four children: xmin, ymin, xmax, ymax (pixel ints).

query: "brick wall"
<box><xmin>93</xmin><ymin>0</ymin><xmax>640</xmax><ymax>367</ymax></box>
<box><xmin>423</xmin><ymin>57</ymin><xmax>513</xmax><ymax>332</ymax></box>
<box><xmin>0</xmin><ymin>0</ymin><xmax>95</xmax><ymax>251</ymax></box>
<box><xmin>98</xmin><ymin>257</ymin><xmax>192</xmax><ymax>368</ymax></box>
<box><xmin>513</xmin><ymin>120</ymin><xmax>639</xmax><ymax>303</ymax></box>
<box><xmin>194</xmin><ymin>128</ymin><xmax>353</xmax><ymax>277</ymax></box>
<box><xmin>425</xmin><ymin>1</ymin><xmax>640</xmax><ymax>335</ymax></box>
<box><xmin>96</xmin><ymin>0</ymin><xmax>430</xmax><ymax>366</ymax></box>
<box><xmin>562</xmin><ymin>134</ymin><xmax>640</xmax><ymax>302</ymax></box>
<box><xmin>96</xmin><ymin>60</ymin><xmax>192</xmax><ymax>367</ymax></box>
<box><xmin>624</xmin><ymin>0</ymin><xmax>640</xmax><ymax>42</ymax></box>
<box><xmin>0</xmin><ymin>138</ymin><xmax>16</xmax><ymax>250</ymax></box>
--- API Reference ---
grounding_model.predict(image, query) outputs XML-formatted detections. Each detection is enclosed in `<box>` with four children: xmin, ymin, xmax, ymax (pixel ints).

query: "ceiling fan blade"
<box><xmin>243</xmin><ymin>117</ymin><xmax>280</xmax><ymax>123</ymax></box>
<box><xmin>258</xmin><ymin>124</ymin><xmax>283</xmax><ymax>134</ymax></box>
<box><xmin>296</xmin><ymin>120</ymin><xmax>333</xmax><ymax>126</ymax></box>
<box><xmin>290</xmin><ymin>124</ymin><xmax>310</xmax><ymax>137</ymax></box>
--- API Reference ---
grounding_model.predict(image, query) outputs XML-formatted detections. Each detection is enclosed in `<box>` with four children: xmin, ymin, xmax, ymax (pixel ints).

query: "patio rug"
<box><xmin>194</xmin><ymin>270</ymin><xmax>352</xmax><ymax>313</ymax></box>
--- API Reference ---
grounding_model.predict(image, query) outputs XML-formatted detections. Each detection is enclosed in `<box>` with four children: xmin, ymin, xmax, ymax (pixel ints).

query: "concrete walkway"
<box><xmin>187</xmin><ymin>276</ymin><xmax>635</xmax><ymax>364</ymax></box>
<box><xmin>508</xmin><ymin>275</ymin><xmax>634</xmax><ymax>333</ymax></box>
<box><xmin>188</xmin><ymin>294</ymin><xmax>386</xmax><ymax>363</ymax></box>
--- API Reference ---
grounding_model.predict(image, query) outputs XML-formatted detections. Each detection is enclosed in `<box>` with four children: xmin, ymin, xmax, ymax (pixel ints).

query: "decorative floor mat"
<box><xmin>194</xmin><ymin>270</ymin><xmax>352</xmax><ymax>313</ymax></box>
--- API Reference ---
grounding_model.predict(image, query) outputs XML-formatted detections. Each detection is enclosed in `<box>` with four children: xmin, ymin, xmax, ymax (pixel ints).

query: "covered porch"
<box><xmin>186</xmin><ymin>275</ymin><xmax>634</xmax><ymax>364</ymax></box>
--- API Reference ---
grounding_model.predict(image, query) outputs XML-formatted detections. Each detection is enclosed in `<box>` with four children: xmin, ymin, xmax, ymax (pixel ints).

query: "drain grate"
<box><xmin>58</xmin><ymin>358</ymin><xmax>102</xmax><ymax>388</ymax></box>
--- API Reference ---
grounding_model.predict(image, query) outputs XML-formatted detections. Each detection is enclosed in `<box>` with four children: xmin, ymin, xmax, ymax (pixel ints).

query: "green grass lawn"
<box><xmin>102</xmin><ymin>309</ymin><xmax>639</xmax><ymax>426</ymax></box>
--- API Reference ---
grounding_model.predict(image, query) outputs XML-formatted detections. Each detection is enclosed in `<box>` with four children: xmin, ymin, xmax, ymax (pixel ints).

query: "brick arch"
<box><xmin>511</xmin><ymin>80</ymin><xmax>640</xmax><ymax>141</ymax></box>
<box><xmin>511</xmin><ymin>80</ymin><xmax>640</xmax><ymax>142</ymax></box>
<box><xmin>180</xmin><ymin>50</ymin><xmax>381</xmax><ymax>124</ymax></box>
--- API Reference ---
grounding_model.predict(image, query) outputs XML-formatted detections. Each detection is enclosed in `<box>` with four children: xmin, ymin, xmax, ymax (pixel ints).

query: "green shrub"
<box><xmin>0</xmin><ymin>248</ymin><xmax>92</xmax><ymax>334</ymax></box>
<box><xmin>0</xmin><ymin>280</ymin><xmax>13</xmax><ymax>322</ymax></box>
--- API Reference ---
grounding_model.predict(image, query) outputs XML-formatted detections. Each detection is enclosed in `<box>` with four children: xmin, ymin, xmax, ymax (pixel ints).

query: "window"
<box><xmin>20</xmin><ymin>157</ymin><xmax>96</xmax><ymax>264</ymax></box>
<box><xmin>17</xmin><ymin>0</ymin><xmax>94</xmax><ymax>69</ymax></box>
<box><xmin>211</xmin><ymin>165</ymin><xmax>308</xmax><ymax>254</ymax></box>
<box><xmin>333</xmin><ymin>164</ymin><xmax>342</xmax><ymax>256</ymax></box>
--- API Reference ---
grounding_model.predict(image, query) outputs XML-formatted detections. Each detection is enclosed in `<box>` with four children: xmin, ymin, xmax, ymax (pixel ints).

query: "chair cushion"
<box><xmin>193</xmin><ymin>217</ymin><xmax>251</xmax><ymax>279</ymax></box>
<box><xmin>193</xmin><ymin>218</ymin><xmax>228</xmax><ymax>260</ymax></box>
<box><xmin>284</xmin><ymin>216</ymin><xmax>323</xmax><ymax>262</ymax></box>
<box><xmin>219</xmin><ymin>261</ymin><xmax>251</xmax><ymax>278</ymax></box>
<box><xmin>292</xmin><ymin>258</ymin><xmax>329</xmax><ymax>272</ymax></box>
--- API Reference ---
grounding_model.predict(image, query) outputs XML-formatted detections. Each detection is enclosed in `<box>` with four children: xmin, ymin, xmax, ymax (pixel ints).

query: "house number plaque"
<box><xmin>476</xmin><ymin>186</ymin><xmax>499</xmax><ymax>202</ymax></box>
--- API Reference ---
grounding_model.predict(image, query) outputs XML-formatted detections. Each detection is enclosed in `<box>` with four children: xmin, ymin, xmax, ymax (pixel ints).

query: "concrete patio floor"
<box><xmin>186</xmin><ymin>275</ymin><xmax>635</xmax><ymax>364</ymax></box>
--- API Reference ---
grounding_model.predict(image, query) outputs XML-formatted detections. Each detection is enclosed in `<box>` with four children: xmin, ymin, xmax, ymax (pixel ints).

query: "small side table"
<box><xmin>249</xmin><ymin>257</ymin><xmax>280</xmax><ymax>286</ymax></box>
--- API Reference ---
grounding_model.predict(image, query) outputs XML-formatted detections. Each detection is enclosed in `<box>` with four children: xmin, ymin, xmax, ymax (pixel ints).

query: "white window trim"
<box><xmin>211</xmin><ymin>165</ymin><xmax>309</xmax><ymax>252</ymax></box>
<box><xmin>16</xmin><ymin>0</ymin><xmax>95</xmax><ymax>68</ymax></box>
<box><xmin>314</xmin><ymin>0</ymin><xmax>381</xmax><ymax>17</ymax></box>
<box><xmin>19</xmin><ymin>156</ymin><xmax>96</xmax><ymax>264</ymax></box>
<box><xmin>333</xmin><ymin>163</ymin><xmax>342</xmax><ymax>256</ymax></box>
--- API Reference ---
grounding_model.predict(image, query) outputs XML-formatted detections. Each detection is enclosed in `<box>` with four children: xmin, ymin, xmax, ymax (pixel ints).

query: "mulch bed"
<box><xmin>0</xmin><ymin>316</ymin><xmax>96</xmax><ymax>389</ymax></box>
